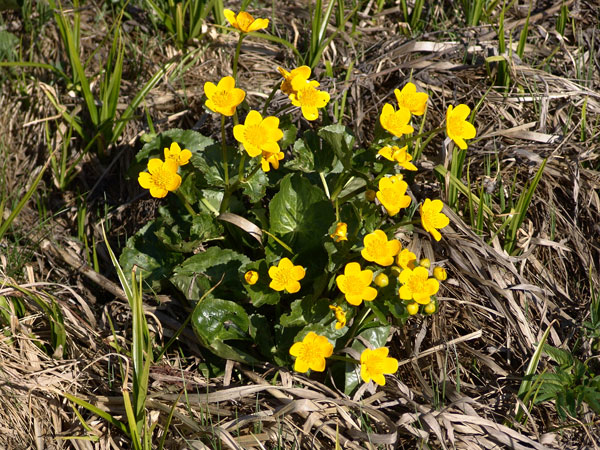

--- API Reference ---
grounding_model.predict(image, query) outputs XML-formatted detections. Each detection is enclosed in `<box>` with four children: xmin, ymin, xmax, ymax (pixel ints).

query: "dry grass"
<box><xmin>1</xmin><ymin>0</ymin><xmax>599</xmax><ymax>448</ymax></box>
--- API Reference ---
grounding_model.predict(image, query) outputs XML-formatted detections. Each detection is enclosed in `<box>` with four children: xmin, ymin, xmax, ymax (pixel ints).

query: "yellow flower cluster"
<box><xmin>138</xmin><ymin>142</ymin><xmax>190</xmax><ymax>198</ymax></box>
<box><xmin>278</xmin><ymin>66</ymin><xmax>330</xmax><ymax>121</ymax></box>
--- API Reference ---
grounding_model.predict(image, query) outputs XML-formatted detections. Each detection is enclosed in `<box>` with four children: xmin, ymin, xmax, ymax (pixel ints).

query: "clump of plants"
<box><xmin>122</xmin><ymin>8</ymin><xmax>477</xmax><ymax>393</ymax></box>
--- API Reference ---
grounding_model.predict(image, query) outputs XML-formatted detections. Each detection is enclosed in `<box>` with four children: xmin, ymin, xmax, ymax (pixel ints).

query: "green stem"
<box><xmin>343</xmin><ymin>306</ymin><xmax>372</xmax><ymax>348</ymax></box>
<box><xmin>262</xmin><ymin>229</ymin><xmax>293</xmax><ymax>254</ymax></box>
<box><xmin>261</xmin><ymin>82</ymin><xmax>281</xmax><ymax>116</ymax></box>
<box><xmin>237</xmin><ymin>154</ymin><xmax>247</xmax><ymax>182</ymax></box>
<box><xmin>338</xmin><ymin>185</ymin><xmax>366</xmax><ymax>204</ymax></box>
<box><xmin>175</xmin><ymin>191</ymin><xmax>197</xmax><ymax>216</ymax></box>
<box><xmin>232</xmin><ymin>33</ymin><xmax>245</xmax><ymax>81</ymax></box>
<box><xmin>220</xmin><ymin>115</ymin><xmax>229</xmax><ymax>188</ymax></box>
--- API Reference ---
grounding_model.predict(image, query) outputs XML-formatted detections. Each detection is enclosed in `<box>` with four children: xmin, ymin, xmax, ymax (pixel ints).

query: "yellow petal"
<box><xmin>245</xmin><ymin>110</ymin><xmax>263</xmax><ymax>126</ymax></box>
<box><xmin>248</xmin><ymin>18</ymin><xmax>269</xmax><ymax>32</ymax></box>
<box><xmin>218</xmin><ymin>76</ymin><xmax>235</xmax><ymax>91</ymax></box>
<box><xmin>138</xmin><ymin>172</ymin><xmax>153</xmax><ymax>189</ymax></box>
<box><xmin>223</xmin><ymin>9</ymin><xmax>237</xmax><ymax>26</ymax></box>
<box><xmin>204</xmin><ymin>81</ymin><xmax>217</xmax><ymax>98</ymax></box>
<box><xmin>149</xmin><ymin>186</ymin><xmax>167</xmax><ymax>198</ymax></box>
<box><xmin>147</xmin><ymin>158</ymin><xmax>163</xmax><ymax>174</ymax></box>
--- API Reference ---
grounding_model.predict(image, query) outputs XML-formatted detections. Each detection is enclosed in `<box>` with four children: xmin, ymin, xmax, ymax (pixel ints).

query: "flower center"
<box><xmin>343</xmin><ymin>275</ymin><xmax>364</xmax><ymax>296</ymax></box>
<box><xmin>380</xmin><ymin>187</ymin><xmax>398</xmax><ymax>205</ymax></box>
<box><xmin>244</xmin><ymin>124</ymin><xmax>266</xmax><ymax>148</ymax></box>
<box><xmin>212</xmin><ymin>90</ymin><xmax>233</xmax><ymax>108</ymax></box>
<box><xmin>152</xmin><ymin>167</ymin><xmax>172</xmax><ymax>189</ymax></box>
<box><xmin>298</xmin><ymin>86</ymin><xmax>320</xmax><ymax>107</ymax></box>
<box><xmin>366</xmin><ymin>238</ymin><xmax>386</xmax><ymax>259</ymax></box>
<box><xmin>407</xmin><ymin>273</ymin><xmax>427</xmax><ymax>294</ymax></box>
<box><xmin>273</xmin><ymin>268</ymin><xmax>291</xmax><ymax>287</ymax></box>
<box><xmin>298</xmin><ymin>342</ymin><xmax>318</xmax><ymax>364</ymax></box>
<box><xmin>365</xmin><ymin>355</ymin><xmax>386</xmax><ymax>374</ymax></box>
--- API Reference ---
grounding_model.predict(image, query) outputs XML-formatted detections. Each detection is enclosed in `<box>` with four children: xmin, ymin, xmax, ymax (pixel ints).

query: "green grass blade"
<box><xmin>434</xmin><ymin>164</ymin><xmax>494</xmax><ymax>218</ymax></box>
<box><xmin>61</xmin><ymin>392</ymin><xmax>129</xmax><ymax>435</ymax></box>
<box><xmin>505</xmin><ymin>158</ymin><xmax>547</xmax><ymax>254</ymax></box>
<box><xmin>515</xmin><ymin>320</ymin><xmax>557</xmax><ymax>423</ymax></box>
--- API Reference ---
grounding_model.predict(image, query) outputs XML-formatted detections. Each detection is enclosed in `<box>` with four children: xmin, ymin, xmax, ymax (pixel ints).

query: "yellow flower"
<box><xmin>268</xmin><ymin>257</ymin><xmax>306</xmax><ymax>294</ymax></box>
<box><xmin>396</xmin><ymin>249</ymin><xmax>417</xmax><ymax>270</ymax></box>
<box><xmin>278</xmin><ymin>65</ymin><xmax>311</xmax><ymax>96</ymax></box>
<box><xmin>233</xmin><ymin>110</ymin><xmax>284</xmax><ymax>157</ymax></box>
<box><xmin>420</xmin><ymin>198</ymin><xmax>450</xmax><ymax>241</ymax></box>
<box><xmin>330</xmin><ymin>222</ymin><xmax>348</xmax><ymax>242</ymax></box>
<box><xmin>379</xmin><ymin>103</ymin><xmax>413</xmax><ymax>137</ymax></box>
<box><xmin>419</xmin><ymin>258</ymin><xmax>430</xmax><ymax>269</ymax></box>
<box><xmin>361</xmin><ymin>229</ymin><xmax>401</xmax><ymax>266</ymax></box>
<box><xmin>398</xmin><ymin>266</ymin><xmax>439</xmax><ymax>305</ymax></box>
<box><xmin>204</xmin><ymin>76</ymin><xmax>246</xmax><ymax>116</ymax></box>
<box><xmin>138</xmin><ymin>159</ymin><xmax>181</xmax><ymax>198</ymax></box>
<box><xmin>244</xmin><ymin>270</ymin><xmax>259</xmax><ymax>285</ymax></box>
<box><xmin>433</xmin><ymin>267</ymin><xmax>447</xmax><ymax>281</ymax></box>
<box><xmin>223</xmin><ymin>9</ymin><xmax>269</xmax><ymax>33</ymax></box>
<box><xmin>289</xmin><ymin>77</ymin><xmax>330</xmax><ymax>121</ymax></box>
<box><xmin>377</xmin><ymin>145</ymin><xmax>417</xmax><ymax>171</ymax></box>
<box><xmin>329</xmin><ymin>305</ymin><xmax>347</xmax><ymax>329</ymax></box>
<box><xmin>360</xmin><ymin>347</ymin><xmax>399</xmax><ymax>386</ymax></box>
<box><xmin>376</xmin><ymin>175</ymin><xmax>411</xmax><ymax>216</ymax></box>
<box><xmin>446</xmin><ymin>104</ymin><xmax>476</xmax><ymax>150</ymax></box>
<box><xmin>394</xmin><ymin>82</ymin><xmax>428</xmax><ymax>116</ymax></box>
<box><xmin>260</xmin><ymin>151</ymin><xmax>285</xmax><ymax>172</ymax></box>
<box><xmin>164</xmin><ymin>142</ymin><xmax>191</xmax><ymax>167</ymax></box>
<box><xmin>336</xmin><ymin>262</ymin><xmax>377</xmax><ymax>306</ymax></box>
<box><xmin>289</xmin><ymin>331</ymin><xmax>333</xmax><ymax>373</ymax></box>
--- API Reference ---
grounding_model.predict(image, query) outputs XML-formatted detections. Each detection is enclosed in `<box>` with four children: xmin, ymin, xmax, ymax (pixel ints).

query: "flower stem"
<box><xmin>261</xmin><ymin>82</ymin><xmax>281</xmax><ymax>116</ymax></box>
<box><xmin>175</xmin><ymin>190</ymin><xmax>197</xmax><ymax>216</ymax></box>
<box><xmin>261</xmin><ymin>229</ymin><xmax>293</xmax><ymax>254</ymax></box>
<box><xmin>220</xmin><ymin>115</ymin><xmax>229</xmax><ymax>188</ymax></box>
<box><xmin>232</xmin><ymin>33</ymin><xmax>245</xmax><ymax>81</ymax></box>
<box><xmin>343</xmin><ymin>306</ymin><xmax>372</xmax><ymax>348</ymax></box>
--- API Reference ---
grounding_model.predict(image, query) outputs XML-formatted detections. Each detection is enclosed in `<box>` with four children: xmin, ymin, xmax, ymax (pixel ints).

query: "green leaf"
<box><xmin>192</xmin><ymin>297</ymin><xmax>250</xmax><ymax>342</ymax></box>
<box><xmin>241</xmin><ymin>166</ymin><xmax>268</xmax><ymax>204</ymax></box>
<box><xmin>154</xmin><ymin>205</ymin><xmax>223</xmax><ymax>253</ymax></box>
<box><xmin>287</xmin><ymin>137</ymin><xmax>316</xmax><ymax>173</ymax></box>
<box><xmin>249</xmin><ymin>314</ymin><xmax>276</xmax><ymax>359</ymax></box>
<box><xmin>171</xmin><ymin>247</ymin><xmax>250</xmax><ymax>301</ymax></box>
<box><xmin>318</xmin><ymin>124</ymin><xmax>355</xmax><ymax>169</ymax></box>
<box><xmin>191</xmin><ymin>296</ymin><xmax>259</xmax><ymax>364</ymax></box>
<box><xmin>269</xmin><ymin>173</ymin><xmax>335</xmax><ymax>256</ymax></box>
<box><xmin>119</xmin><ymin>221</ymin><xmax>184</xmax><ymax>291</ymax></box>
<box><xmin>345</xmin><ymin>325</ymin><xmax>391</xmax><ymax>395</ymax></box>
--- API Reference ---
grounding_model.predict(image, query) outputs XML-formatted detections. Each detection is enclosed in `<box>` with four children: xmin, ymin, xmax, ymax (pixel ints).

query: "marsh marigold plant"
<box><xmin>394</xmin><ymin>82</ymin><xmax>428</xmax><ymax>116</ymax></box>
<box><xmin>289</xmin><ymin>332</ymin><xmax>333</xmax><ymax>373</ymax></box>
<box><xmin>361</xmin><ymin>230</ymin><xmax>401</xmax><ymax>266</ymax></box>
<box><xmin>376</xmin><ymin>175</ymin><xmax>411</xmax><ymax>216</ymax></box>
<box><xmin>224</xmin><ymin>9</ymin><xmax>269</xmax><ymax>33</ymax></box>
<box><xmin>360</xmin><ymin>347</ymin><xmax>399</xmax><ymax>386</ymax></box>
<box><xmin>164</xmin><ymin>142</ymin><xmax>191</xmax><ymax>167</ymax></box>
<box><xmin>329</xmin><ymin>305</ymin><xmax>347</xmax><ymax>329</ymax></box>
<box><xmin>138</xmin><ymin>159</ymin><xmax>181</xmax><ymax>198</ymax></box>
<box><xmin>233</xmin><ymin>110</ymin><xmax>284</xmax><ymax>158</ymax></box>
<box><xmin>289</xmin><ymin>76</ymin><xmax>330</xmax><ymax>121</ymax></box>
<box><xmin>446</xmin><ymin>104</ymin><xmax>476</xmax><ymax>150</ymax></box>
<box><xmin>268</xmin><ymin>258</ymin><xmax>306</xmax><ymax>294</ymax></box>
<box><xmin>278</xmin><ymin>65</ymin><xmax>311</xmax><ymax>96</ymax></box>
<box><xmin>204</xmin><ymin>76</ymin><xmax>246</xmax><ymax>116</ymax></box>
<box><xmin>379</xmin><ymin>103</ymin><xmax>413</xmax><ymax>137</ymax></box>
<box><xmin>378</xmin><ymin>145</ymin><xmax>417</xmax><ymax>171</ymax></box>
<box><xmin>420</xmin><ymin>198</ymin><xmax>450</xmax><ymax>241</ymax></box>
<box><xmin>398</xmin><ymin>266</ymin><xmax>440</xmax><ymax>305</ymax></box>
<box><xmin>336</xmin><ymin>262</ymin><xmax>377</xmax><ymax>306</ymax></box>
